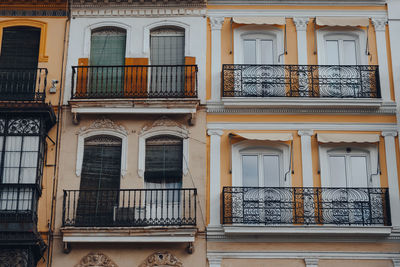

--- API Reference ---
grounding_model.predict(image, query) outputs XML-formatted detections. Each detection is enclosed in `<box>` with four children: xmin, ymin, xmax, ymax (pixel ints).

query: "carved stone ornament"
<box><xmin>75</xmin><ymin>252</ymin><xmax>118</xmax><ymax>267</ymax></box>
<box><xmin>210</xmin><ymin>17</ymin><xmax>225</xmax><ymax>30</ymax></box>
<box><xmin>293</xmin><ymin>17</ymin><xmax>309</xmax><ymax>31</ymax></box>
<box><xmin>371</xmin><ymin>17</ymin><xmax>388</xmax><ymax>32</ymax></box>
<box><xmin>78</xmin><ymin>117</ymin><xmax>128</xmax><ymax>136</ymax></box>
<box><xmin>139</xmin><ymin>252</ymin><xmax>183</xmax><ymax>267</ymax></box>
<box><xmin>141</xmin><ymin>116</ymin><xmax>188</xmax><ymax>137</ymax></box>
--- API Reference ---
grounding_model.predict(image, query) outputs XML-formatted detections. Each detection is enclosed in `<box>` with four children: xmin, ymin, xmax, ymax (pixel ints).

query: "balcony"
<box><xmin>61</xmin><ymin>188</ymin><xmax>197</xmax><ymax>243</ymax></box>
<box><xmin>221</xmin><ymin>65</ymin><xmax>383</xmax><ymax>109</ymax></box>
<box><xmin>222</xmin><ymin>187</ymin><xmax>391</xmax><ymax>236</ymax></box>
<box><xmin>0</xmin><ymin>68</ymin><xmax>47</xmax><ymax>102</ymax></box>
<box><xmin>69</xmin><ymin>65</ymin><xmax>199</xmax><ymax>116</ymax></box>
<box><xmin>0</xmin><ymin>183</ymin><xmax>40</xmax><ymax>228</ymax></box>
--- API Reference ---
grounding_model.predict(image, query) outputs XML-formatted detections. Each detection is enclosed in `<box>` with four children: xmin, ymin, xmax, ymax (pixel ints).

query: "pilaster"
<box><xmin>210</xmin><ymin>17</ymin><xmax>225</xmax><ymax>102</ymax></box>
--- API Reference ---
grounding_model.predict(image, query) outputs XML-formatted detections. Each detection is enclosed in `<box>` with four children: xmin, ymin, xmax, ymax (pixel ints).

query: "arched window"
<box><xmin>150</xmin><ymin>26</ymin><xmax>185</xmax><ymax>65</ymax></box>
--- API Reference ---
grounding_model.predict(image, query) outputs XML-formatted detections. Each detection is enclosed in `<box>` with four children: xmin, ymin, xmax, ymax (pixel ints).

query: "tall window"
<box><xmin>325</xmin><ymin>34</ymin><xmax>360</xmax><ymax>66</ymax></box>
<box><xmin>150</xmin><ymin>27</ymin><xmax>185</xmax><ymax>96</ymax></box>
<box><xmin>0</xmin><ymin>118</ymin><xmax>44</xmax><ymax>212</ymax></box>
<box><xmin>242</xmin><ymin>33</ymin><xmax>276</xmax><ymax>64</ymax></box>
<box><xmin>0</xmin><ymin>26</ymin><xmax>41</xmax><ymax>99</ymax></box>
<box><xmin>89</xmin><ymin>27</ymin><xmax>127</xmax><ymax>96</ymax></box>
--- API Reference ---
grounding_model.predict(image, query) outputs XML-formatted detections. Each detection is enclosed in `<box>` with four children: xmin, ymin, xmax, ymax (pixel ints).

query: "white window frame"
<box><xmin>234</xmin><ymin>25</ymin><xmax>284</xmax><ymax>64</ymax></box>
<box><xmin>82</xmin><ymin>21</ymin><xmax>132</xmax><ymax>58</ymax></box>
<box><xmin>76</xmin><ymin>130</ymin><xmax>128</xmax><ymax>178</ymax></box>
<box><xmin>232</xmin><ymin>140</ymin><xmax>291</xmax><ymax>187</ymax></box>
<box><xmin>316</xmin><ymin>27</ymin><xmax>367</xmax><ymax>65</ymax></box>
<box><xmin>319</xmin><ymin>144</ymin><xmax>380</xmax><ymax>188</ymax></box>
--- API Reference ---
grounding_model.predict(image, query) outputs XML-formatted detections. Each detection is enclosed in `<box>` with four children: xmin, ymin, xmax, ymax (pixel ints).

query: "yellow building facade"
<box><xmin>205</xmin><ymin>1</ymin><xmax>400</xmax><ymax>267</ymax></box>
<box><xmin>0</xmin><ymin>0</ymin><xmax>68</xmax><ymax>266</ymax></box>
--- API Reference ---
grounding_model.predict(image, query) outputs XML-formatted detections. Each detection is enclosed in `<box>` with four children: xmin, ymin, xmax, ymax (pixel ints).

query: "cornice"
<box><xmin>71</xmin><ymin>0</ymin><xmax>205</xmax><ymax>8</ymax></box>
<box><xmin>0</xmin><ymin>9</ymin><xmax>68</xmax><ymax>17</ymax></box>
<box><xmin>207</xmin><ymin>0</ymin><xmax>386</xmax><ymax>6</ymax></box>
<box><xmin>71</xmin><ymin>7</ymin><xmax>206</xmax><ymax>17</ymax></box>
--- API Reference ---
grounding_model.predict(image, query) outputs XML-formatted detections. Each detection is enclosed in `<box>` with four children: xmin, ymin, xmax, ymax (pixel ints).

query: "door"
<box><xmin>240</xmin><ymin>151</ymin><xmax>290</xmax><ymax>224</ymax></box>
<box><xmin>150</xmin><ymin>27</ymin><xmax>185</xmax><ymax>97</ymax></box>
<box><xmin>241</xmin><ymin>35</ymin><xmax>284</xmax><ymax>97</ymax></box>
<box><xmin>0</xmin><ymin>26</ymin><xmax>40</xmax><ymax>100</ymax></box>
<box><xmin>320</xmin><ymin>36</ymin><xmax>361</xmax><ymax>97</ymax></box>
<box><xmin>89</xmin><ymin>27</ymin><xmax>126</xmax><ymax>97</ymax></box>
<box><xmin>144</xmin><ymin>135</ymin><xmax>183</xmax><ymax>225</ymax></box>
<box><xmin>76</xmin><ymin>135</ymin><xmax>122</xmax><ymax>226</ymax></box>
<box><xmin>322</xmin><ymin>148</ymin><xmax>374</xmax><ymax>225</ymax></box>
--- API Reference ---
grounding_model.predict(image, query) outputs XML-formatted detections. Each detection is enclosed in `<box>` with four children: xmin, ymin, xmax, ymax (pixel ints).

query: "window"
<box><xmin>0</xmin><ymin>117</ymin><xmax>44</xmax><ymax>212</ymax></box>
<box><xmin>242</xmin><ymin>33</ymin><xmax>276</xmax><ymax>64</ymax></box>
<box><xmin>89</xmin><ymin>27</ymin><xmax>127</xmax><ymax>96</ymax></box>
<box><xmin>0</xmin><ymin>26</ymin><xmax>41</xmax><ymax>100</ymax></box>
<box><xmin>76</xmin><ymin>135</ymin><xmax>122</xmax><ymax>225</ymax></box>
<box><xmin>150</xmin><ymin>27</ymin><xmax>185</xmax><ymax>96</ymax></box>
<box><xmin>325</xmin><ymin>34</ymin><xmax>360</xmax><ymax>65</ymax></box>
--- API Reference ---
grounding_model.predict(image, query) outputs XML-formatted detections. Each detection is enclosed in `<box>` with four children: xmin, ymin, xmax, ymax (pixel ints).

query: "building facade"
<box><xmin>206</xmin><ymin>0</ymin><xmax>400</xmax><ymax>266</ymax></box>
<box><xmin>0</xmin><ymin>0</ymin><xmax>68</xmax><ymax>266</ymax></box>
<box><xmin>51</xmin><ymin>0</ymin><xmax>208</xmax><ymax>267</ymax></box>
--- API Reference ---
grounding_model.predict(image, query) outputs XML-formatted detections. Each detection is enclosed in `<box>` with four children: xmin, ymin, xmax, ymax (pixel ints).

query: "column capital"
<box><xmin>293</xmin><ymin>17</ymin><xmax>309</xmax><ymax>31</ymax></box>
<box><xmin>208</xmin><ymin>129</ymin><xmax>224</xmax><ymax>136</ymax></box>
<box><xmin>304</xmin><ymin>258</ymin><xmax>319</xmax><ymax>267</ymax></box>
<box><xmin>210</xmin><ymin>17</ymin><xmax>225</xmax><ymax>30</ymax></box>
<box><xmin>382</xmin><ymin>131</ymin><xmax>398</xmax><ymax>137</ymax></box>
<box><xmin>372</xmin><ymin>17</ymin><xmax>388</xmax><ymax>31</ymax></box>
<box><xmin>298</xmin><ymin>129</ymin><xmax>314</xmax><ymax>136</ymax></box>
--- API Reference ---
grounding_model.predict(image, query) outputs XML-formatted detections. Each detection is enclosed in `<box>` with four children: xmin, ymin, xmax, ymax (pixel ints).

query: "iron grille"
<box><xmin>0</xmin><ymin>68</ymin><xmax>47</xmax><ymax>102</ymax></box>
<box><xmin>222</xmin><ymin>64</ymin><xmax>380</xmax><ymax>98</ymax></box>
<box><xmin>223</xmin><ymin>187</ymin><xmax>390</xmax><ymax>226</ymax></box>
<box><xmin>63</xmin><ymin>188</ymin><xmax>197</xmax><ymax>227</ymax></box>
<box><xmin>71</xmin><ymin>65</ymin><xmax>198</xmax><ymax>99</ymax></box>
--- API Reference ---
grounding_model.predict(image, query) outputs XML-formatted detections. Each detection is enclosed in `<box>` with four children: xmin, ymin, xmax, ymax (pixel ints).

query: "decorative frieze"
<box><xmin>71</xmin><ymin>8</ymin><xmax>206</xmax><ymax>17</ymax></box>
<box><xmin>75</xmin><ymin>252</ymin><xmax>118</xmax><ymax>267</ymax></box>
<box><xmin>78</xmin><ymin>117</ymin><xmax>128</xmax><ymax>136</ymax></box>
<box><xmin>71</xmin><ymin>0</ymin><xmax>205</xmax><ymax>8</ymax></box>
<box><xmin>139</xmin><ymin>252</ymin><xmax>183</xmax><ymax>267</ymax></box>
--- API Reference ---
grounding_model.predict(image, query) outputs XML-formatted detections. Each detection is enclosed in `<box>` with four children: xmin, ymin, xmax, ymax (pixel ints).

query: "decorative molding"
<box><xmin>75</xmin><ymin>252</ymin><xmax>118</xmax><ymax>267</ymax></box>
<box><xmin>0</xmin><ymin>249</ymin><xmax>30</xmax><ymax>267</ymax></box>
<box><xmin>382</xmin><ymin>131</ymin><xmax>398</xmax><ymax>137</ymax></box>
<box><xmin>208</xmin><ymin>257</ymin><xmax>223</xmax><ymax>266</ymax></box>
<box><xmin>71</xmin><ymin>0</ymin><xmax>205</xmax><ymax>8</ymax></box>
<box><xmin>393</xmin><ymin>259</ymin><xmax>400</xmax><ymax>267</ymax></box>
<box><xmin>79</xmin><ymin>118</ymin><xmax>128</xmax><ymax>136</ymax></box>
<box><xmin>305</xmin><ymin>258</ymin><xmax>319</xmax><ymax>267</ymax></box>
<box><xmin>76</xmin><ymin>118</ymin><xmax>128</xmax><ymax>177</ymax></box>
<box><xmin>210</xmin><ymin>17</ymin><xmax>225</xmax><ymax>30</ymax></box>
<box><xmin>71</xmin><ymin>8</ymin><xmax>206</xmax><ymax>18</ymax></box>
<box><xmin>207</xmin><ymin>129</ymin><xmax>224</xmax><ymax>136</ymax></box>
<box><xmin>207</xmin><ymin>122</ymin><xmax>397</xmax><ymax>132</ymax></box>
<box><xmin>372</xmin><ymin>17</ymin><xmax>388</xmax><ymax>31</ymax></box>
<box><xmin>139</xmin><ymin>252</ymin><xmax>183</xmax><ymax>267</ymax></box>
<box><xmin>138</xmin><ymin>116</ymin><xmax>189</xmax><ymax>178</ymax></box>
<box><xmin>0</xmin><ymin>9</ymin><xmax>68</xmax><ymax>17</ymax></box>
<box><xmin>293</xmin><ymin>17</ymin><xmax>309</xmax><ymax>31</ymax></box>
<box><xmin>298</xmin><ymin>130</ymin><xmax>314</xmax><ymax>136</ymax></box>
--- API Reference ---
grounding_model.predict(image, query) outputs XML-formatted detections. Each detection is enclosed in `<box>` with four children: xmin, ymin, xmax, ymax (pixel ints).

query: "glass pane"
<box><xmin>242</xmin><ymin>155</ymin><xmax>259</xmax><ymax>187</ymax></box>
<box><xmin>329</xmin><ymin>156</ymin><xmax>347</xmax><ymax>187</ymax></box>
<box><xmin>343</xmin><ymin>40</ymin><xmax>357</xmax><ymax>65</ymax></box>
<box><xmin>350</xmin><ymin>156</ymin><xmax>368</xmax><ymax>187</ymax></box>
<box><xmin>3</xmin><ymin>136</ymin><xmax>22</xmax><ymax>183</ymax></box>
<box><xmin>243</xmin><ymin>39</ymin><xmax>256</xmax><ymax>64</ymax></box>
<box><xmin>263</xmin><ymin>155</ymin><xmax>280</xmax><ymax>187</ymax></box>
<box><xmin>260</xmin><ymin>40</ymin><xmax>274</xmax><ymax>64</ymax></box>
<box><xmin>326</xmin><ymin>40</ymin><xmax>339</xmax><ymax>65</ymax></box>
<box><xmin>20</xmin><ymin>136</ymin><xmax>39</xmax><ymax>184</ymax></box>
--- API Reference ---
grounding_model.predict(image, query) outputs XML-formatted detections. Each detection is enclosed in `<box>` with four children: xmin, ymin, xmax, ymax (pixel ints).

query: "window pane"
<box><xmin>20</xmin><ymin>136</ymin><xmax>39</xmax><ymax>184</ymax></box>
<box><xmin>260</xmin><ymin>40</ymin><xmax>274</xmax><ymax>64</ymax></box>
<box><xmin>343</xmin><ymin>40</ymin><xmax>357</xmax><ymax>65</ymax></box>
<box><xmin>3</xmin><ymin>136</ymin><xmax>22</xmax><ymax>183</ymax></box>
<box><xmin>350</xmin><ymin>156</ymin><xmax>368</xmax><ymax>187</ymax></box>
<box><xmin>329</xmin><ymin>156</ymin><xmax>347</xmax><ymax>187</ymax></box>
<box><xmin>242</xmin><ymin>155</ymin><xmax>259</xmax><ymax>187</ymax></box>
<box><xmin>326</xmin><ymin>40</ymin><xmax>339</xmax><ymax>65</ymax></box>
<box><xmin>263</xmin><ymin>155</ymin><xmax>280</xmax><ymax>187</ymax></box>
<box><xmin>243</xmin><ymin>39</ymin><xmax>256</xmax><ymax>64</ymax></box>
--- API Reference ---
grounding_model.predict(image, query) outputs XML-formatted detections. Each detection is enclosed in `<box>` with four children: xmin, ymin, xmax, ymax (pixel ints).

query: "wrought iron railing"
<box><xmin>0</xmin><ymin>183</ymin><xmax>40</xmax><ymax>224</ymax></box>
<box><xmin>222</xmin><ymin>64</ymin><xmax>380</xmax><ymax>98</ymax></box>
<box><xmin>71</xmin><ymin>65</ymin><xmax>198</xmax><ymax>99</ymax></box>
<box><xmin>223</xmin><ymin>187</ymin><xmax>390</xmax><ymax>226</ymax></box>
<box><xmin>63</xmin><ymin>188</ymin><xmax>197</xmax><ymax>227</ymax></box>
<box><xmin>0</xmin><ymin>68</ymin><xmax>47</xmax><ymax>102</ymax></box>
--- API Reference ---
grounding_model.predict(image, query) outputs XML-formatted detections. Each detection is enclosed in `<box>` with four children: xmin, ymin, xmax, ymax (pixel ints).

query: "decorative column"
<box><xmin>298</xmin><ymin>130</ymin><xmax>314</xmax><ymax>187</ymax></box>
<box><xmin>382</xmin><ymin>131</ymin><xmax>400</xmax><ymax>226</ymax></box>
<box><xmin>210</xmin><ymin>17</ymin><xmax>225</xmax><ymax>102</ymax></box>
<box><xmin>293</xmin><ymin>17</ymin><xmax>309</xmax><ymax>65</ymax></box>
<box><xmin>208</xmin><ymin>129</ymin><xmax>224</xmax><ymax>227</ymax></box>
<box><xmin>372</xmin><ymin>17</ymin><xmax>390</xmax><ymax>101</ymax></box>
<box><xmin>304</xmin><ymin>258</ymin><xmax>319</xmax><ymax>267</ymax></box>
<box><xmin>208</xmin><ymin>258</ymin><xmax>222</xmax><ymax>267</ymax></box>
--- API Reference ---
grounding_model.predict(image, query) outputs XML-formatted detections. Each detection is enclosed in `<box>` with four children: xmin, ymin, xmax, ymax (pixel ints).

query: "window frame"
<box><xmin>319</xmin><ymin>143</ymin><xmax>380</xmax><ymax>188</ymax></box>
<box><xmin>234</xmin><ymin>25</ymin><xmax>284</xmax><ymax>64</ymax></box>
<box><xmin>316</xmin><ymin>27</ymin><xmax>367</xmax><ymax>65</ymax></box>
<box><xmin>232</xmin><ymin>140</ymin><xmax>291</xmax><ymax>187</ymax></box>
